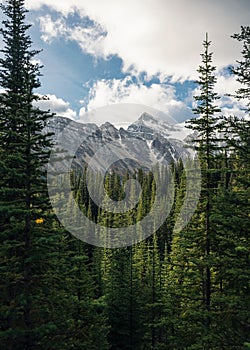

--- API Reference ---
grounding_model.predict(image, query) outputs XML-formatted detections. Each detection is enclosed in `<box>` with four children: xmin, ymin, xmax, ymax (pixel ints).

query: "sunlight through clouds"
<box><xmin>79</xmin><ymin>77</ymin><xmax>193</xmax><ymax>124</ymax></box>
<box><xmin>26</xmin><ymin>0</ymin><xmax>250</xmax><ymax>80</ymax></box>
<box><xmin>35</xmin><ymin>94</ymin><xmax>77</xmax><ymax>119</ymax></box>
<box><xmin>22</xmin><ymin>0</ymin><xmax>249</xmax><ymax>123</ymax></box>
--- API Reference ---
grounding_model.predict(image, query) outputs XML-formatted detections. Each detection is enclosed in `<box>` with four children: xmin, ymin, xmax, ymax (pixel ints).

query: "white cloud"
<box><xmin>69</xmin><ymin>24</ymin><xmax>106</xmax><ymax>57</ymax></box>
<box><xmin>215</xmin><ymin>74</ymin><xmax>241</xmax><ymax>97</ymax></box>
<box><xmin>39</xmin><ymin>15</ymin><xmax>106</xmax><ymax>57</ymax></box>
<box><xmin>26</xmin><ymin>0</ymin><xmax>249</xmax><ymax>80</ymax></box>
<box><xmin>39</xmin><ymin>15</ymin><xmax>68</xmax><ymax>43</ymax></box>
<box><xmin>215</xmin><ymin>74</ymin><xmax>247</xmax><ymax>118</ymax></box>
<box><xmin>35</xmin><ymin>94</ymin><xmax>77</xmax><ymax>119</ymax></box>
<box><xmin>80</xmin><ymin>104</ymin><xmax>163</xmax><ymax>129</ymax></box>
<box><xmin>79</xmin><ymin>77</ymin><xmax>193</xmax><ymax>125</ymax></box>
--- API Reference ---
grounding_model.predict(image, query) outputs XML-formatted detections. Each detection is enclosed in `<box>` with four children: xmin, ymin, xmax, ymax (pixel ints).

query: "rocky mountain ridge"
<box><xmin>47</xmin><ymin>112</ymin><xmax>193</xmax><ymax>172</ymax></box>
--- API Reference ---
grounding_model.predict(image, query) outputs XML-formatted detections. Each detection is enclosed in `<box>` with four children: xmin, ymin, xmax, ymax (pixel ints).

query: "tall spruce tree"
<box><xmin>0</xmin><ymin>1</ymin><xmax>61</xmax><ymax>348</ymax></box>
<box><xmin>231</xmin><ymin>26</ymin><xmax>250</xmax><ymax>112</ymax></box>
<box><xmin>172</xmin><ymin>33</ymin><xmax>223</xmax><ymax>348</ymax></box>
<box><xmin>186</xmin><ymin>31</ymin><xmax>221</xmax><ymax>319</ymax></box>
<box><xmin>211</xmin><ymin>25</ymin><xmax>250</xmax><ymax>347</ymax></box>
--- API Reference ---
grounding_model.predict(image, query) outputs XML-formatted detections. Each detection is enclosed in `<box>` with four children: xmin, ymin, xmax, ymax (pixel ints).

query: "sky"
<box><xmin>3</xmin><ymin>0</ymin><xmax>250</xmax><ymax>126</ymax></box>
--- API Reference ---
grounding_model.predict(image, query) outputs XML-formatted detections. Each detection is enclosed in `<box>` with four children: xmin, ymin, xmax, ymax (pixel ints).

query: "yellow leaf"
<box><xmin>35</xmin><ymin>218</ymin><xmax>44</xmax><ymax>224</ymax></box>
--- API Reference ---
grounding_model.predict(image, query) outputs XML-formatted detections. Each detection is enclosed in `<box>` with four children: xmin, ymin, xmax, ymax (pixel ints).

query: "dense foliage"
<box><xmin>0</xmin><ymin>1</ymin><xmax>249</xmax><ymax>349</ymax></box>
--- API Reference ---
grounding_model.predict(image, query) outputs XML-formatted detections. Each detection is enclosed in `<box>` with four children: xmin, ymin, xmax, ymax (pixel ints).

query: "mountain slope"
<box><xmin>47</xmin><ymin>113</ymin><xmax>193</xmax><ymax>172</ymax></box>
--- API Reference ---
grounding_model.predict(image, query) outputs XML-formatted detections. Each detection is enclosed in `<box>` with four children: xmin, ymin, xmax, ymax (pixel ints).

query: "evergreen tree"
<box><xmin>141</xmin><ymin>235</ymin><xmax>164</xmax><ymax>350</ymax></box>
<box><xmin>0</xmin><ymin>1</ymin><xmax>63</xmax><ymax>348</ymax></box>
<box><xmin>104</xmin><ymin>247</ymin><xmax>133</xmax><ymax>350</ymax></box>
<box><xmin>171</xmin><ymin>33</ymin><xmax>223</xmax><ymax>348</ymax></box>
<box><xmin>187</xmin><ymin>31</ymin><xmax>221</xmax><ymax>318</ymax></box>
<box><xmin>208</xmin><ymin>26</ymin><xmax>250</xmax><ymax>347</ymax></box>
<box><xmin>231</xmin><ymin>26</ymin><xmax>250</xmax><ymax>112</ymax></box>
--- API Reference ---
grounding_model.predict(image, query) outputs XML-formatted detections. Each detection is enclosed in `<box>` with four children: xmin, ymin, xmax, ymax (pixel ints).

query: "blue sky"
<box><xmin>2</xmin><ymin>0</ymin><xmax>250</xmax><ymax>126</ymax></box>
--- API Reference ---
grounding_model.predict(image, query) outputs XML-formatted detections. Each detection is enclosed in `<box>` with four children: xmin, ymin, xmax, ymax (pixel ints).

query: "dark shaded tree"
<box><xmin>0</xmin><ymin>1</ymin><xmax>62</xmax><ymax>348</ymax></box>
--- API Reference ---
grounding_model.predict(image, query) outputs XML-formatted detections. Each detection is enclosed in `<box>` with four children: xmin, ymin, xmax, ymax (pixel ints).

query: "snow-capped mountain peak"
<box><xmin>47</xmin><ymin>113</ymin><xmax>193</xmax><ymax>173</ymax></box>
<box><xmin>128</xmin><ymin>112</ymin><xmax>190</xmax><ymax>142</ymax></box>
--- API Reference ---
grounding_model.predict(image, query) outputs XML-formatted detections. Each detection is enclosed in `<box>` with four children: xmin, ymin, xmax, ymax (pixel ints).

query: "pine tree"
<box><xmin>173</xmin><ymin>33</ymin><xmax>223</xmax><ymax>348</ymax></box>
<box><xmin>231</xmin><ymin>26</ymin><xmax>250</xmax><ymax>112</ymax></box>
<box><xmin>104</xmin><ymin>247</ymin><xmax>132</xmax><ymax>350</ymax></box>
<box><xmin>0</xmin><ymin>1</ymin><xmax>62</xmax><ymax>348</ymax></box>
<box><xmin>142</xmin><ymin>234</ymin><xmax>164</xmax><ymax>350</ymax></box>
<box><xmin>207</xmin><ymin>26</ymin><xmax>250</xmax><ymax>347</ymax></box>
<box><xmin>56</xmin><ymin>171</ymin><xmax>110</xmax><ymax>349</ymax></box>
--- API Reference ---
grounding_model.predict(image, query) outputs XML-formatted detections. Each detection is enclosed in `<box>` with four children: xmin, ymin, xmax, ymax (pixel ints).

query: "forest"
<box><xmin>0</xmin><ymin>1</ymin><xmax>249</xmax><ymax>349</ymax></box>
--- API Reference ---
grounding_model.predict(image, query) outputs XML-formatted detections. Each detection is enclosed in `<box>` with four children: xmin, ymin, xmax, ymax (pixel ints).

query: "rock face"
<box><xmin>47</xmin><ymin>112</ymin><xmax>193</xmax><ymax>173</ymax></box>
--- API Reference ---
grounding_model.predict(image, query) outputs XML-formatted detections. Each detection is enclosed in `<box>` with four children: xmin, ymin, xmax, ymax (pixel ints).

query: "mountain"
<box><xmin>47</xmin><ymin>112</ymin><xmax>193</xmax><ymax>173</ymax></box>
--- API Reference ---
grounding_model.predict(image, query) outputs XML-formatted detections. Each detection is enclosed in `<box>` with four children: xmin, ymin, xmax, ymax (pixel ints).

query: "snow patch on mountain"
<box><xmin>47</xmin><ymin>112</ymin><xmax>194</xmax><ymax>172</ymax></box>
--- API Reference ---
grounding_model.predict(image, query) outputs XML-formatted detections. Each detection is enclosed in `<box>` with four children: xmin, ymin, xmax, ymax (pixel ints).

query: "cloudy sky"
<box><xmin>8</xmin><ymin>1</ymin><xmax>250</xmax><ymax>125</ymax></box>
